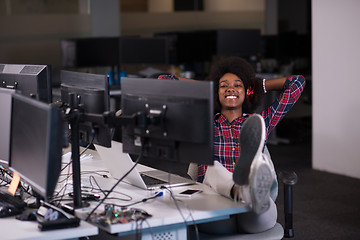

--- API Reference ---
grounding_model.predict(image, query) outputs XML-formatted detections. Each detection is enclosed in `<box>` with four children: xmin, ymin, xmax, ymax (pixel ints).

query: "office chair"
<box><xmin>187</xmin><ymin>148</ymin><xmax>298</xmax><ymax>240</ymax></box>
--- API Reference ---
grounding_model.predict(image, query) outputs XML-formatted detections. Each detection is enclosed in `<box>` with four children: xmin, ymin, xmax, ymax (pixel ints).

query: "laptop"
<box><xmin>94</xmin><ymin>141</ymin><xmax>195</xmax><ymax>190</ymax></box>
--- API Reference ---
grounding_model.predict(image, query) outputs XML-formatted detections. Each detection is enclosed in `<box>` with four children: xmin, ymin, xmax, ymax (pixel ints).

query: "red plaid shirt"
<box><xmin>197</xmin><ymin>75</ymin><xmax>306</xmax><ymax>182</ymax></box>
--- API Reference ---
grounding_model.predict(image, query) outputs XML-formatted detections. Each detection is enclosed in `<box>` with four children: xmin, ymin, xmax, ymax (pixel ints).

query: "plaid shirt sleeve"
<box><xmin>157</xmin><ymin>74</ymin><xmax>179</xmax><ymax>80</ymax></box>
<box><xmin>260</xmin><ymin>75</ymin><xmax>306</xmax><ymax>136</ymax></box>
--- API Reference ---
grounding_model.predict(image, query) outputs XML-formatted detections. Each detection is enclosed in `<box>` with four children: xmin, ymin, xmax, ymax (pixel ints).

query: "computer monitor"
<box><xmin>0</xmin><ymin>64</ymin><xmax>52</xmax><ymax>103</ymax></box>
<box><xmin>175</xmin><ymin>30</ymin><xmax>217</xmax><ymax>63</ymax></box>
<box><xmin>156</xmin><ymin>29</ymin><xmax>261</xmax><ymax>64</ymax></box>
<box><xmin>0</xmin><ymin>88</ymin><xmax>14</xmax><ymax>166</ymax></box>
<box><xmin>61</xmin><ymin>37</ymin><xmax>120</xmax><ymax>68</ymax></box>
<box><xmin>121</xmin><ymin>77</ymin><xmax>214</xmax><ymax>166</ymax></box>
<box><xmin>119</xmin><ymin>37</ymin><xmax>169</xmax><ymax>65</ymax></box>
<box><xmin>216</xmin><ymin>29</ymin><xmax>261</xmax><ymax>58</ymax></box>
<box><xmin>260</xmin><ymin>35</ymin><xmax>279</xmax><ymax>59</ymax></box>
<box><xmin>9</xmin><ymin>93</ymin><xmax>64</xmax><ymax>200</ymax></box>
<box><xmin>60</xmin><ymin>70</ymin><xmax>111</xmax><ymax>148</ymax></box>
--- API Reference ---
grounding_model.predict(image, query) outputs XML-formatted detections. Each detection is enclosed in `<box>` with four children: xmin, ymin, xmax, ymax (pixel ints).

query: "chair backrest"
<box><xmin>187</xmin><ymin>162</ymin><xmax>198</xmax><ymax>181</ymax></box>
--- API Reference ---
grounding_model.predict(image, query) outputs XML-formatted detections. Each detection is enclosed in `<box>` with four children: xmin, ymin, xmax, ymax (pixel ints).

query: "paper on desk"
<box><xmin>62</xmin><ymin>152</ymin><xmax>93</xmax><ymax>164</ymax></box>
<box><xmin>8</xmin><ymin>171</ymin><xmax>21</xmax><ymax>195</ymax></box>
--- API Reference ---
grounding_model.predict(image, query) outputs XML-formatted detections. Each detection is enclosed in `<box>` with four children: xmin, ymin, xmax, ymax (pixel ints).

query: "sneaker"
<box><xmin>233</xmin><ymin>114</ymin><xmax>265</xmax><ymax>185</ymax></box>
<box><xmin>232</xmin><ymin>114</ymin><xmax>273</xmax><ymax>214</ymax></box>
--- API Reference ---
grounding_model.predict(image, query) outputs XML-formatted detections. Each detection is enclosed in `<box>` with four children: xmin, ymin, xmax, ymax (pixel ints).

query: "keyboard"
<box><xmin>0</xmin><ymin>190</ymin><xmax>26</xmax><ymax>218</ymax></box>
<box><xmin>140</xmin><ymin>174</ymin><xmax>167</xmax><ymax>186</ymax></box>
<box><xmin>0</xmin><ymin>190</ymin><xmax>26</xmax><ymax>209</ymax></box>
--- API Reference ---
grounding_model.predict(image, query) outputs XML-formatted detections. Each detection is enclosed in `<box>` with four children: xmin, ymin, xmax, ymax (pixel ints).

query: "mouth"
<box><xmin>225</xmin><ymin>95</ymin><xmax>238</xmax><ymax>99</ymax></box>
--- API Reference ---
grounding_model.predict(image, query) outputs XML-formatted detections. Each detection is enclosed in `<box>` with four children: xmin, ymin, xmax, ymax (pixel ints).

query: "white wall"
<box><xmin>312</xmin><ymin>0</ymin><xmax>360</xmax><ymax>179</ymax></box>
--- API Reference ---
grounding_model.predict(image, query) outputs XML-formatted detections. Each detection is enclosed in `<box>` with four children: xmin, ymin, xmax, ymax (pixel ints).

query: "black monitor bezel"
<box><xmin>119</xmin><ymin>37</ymin><xmax>169</xmax><ymax>65</ymax></box>
<box><xmin>121</xmin><ymin>77</ymin><xmax>214</xmax><ymax>166</ymax></box>
<box><xmin>60</xmin><ymin>70</ymin><xmax>111</xmax><ymax>148</ymax></box>
<box><xmin>0</xmin><ymin>63</ymin><xmax>52</xmax><ymax>103</ymax></box>
<box><xmin>9</xmin><ymin>93</ymin><xmax>64</xmax><ymax>200</ymax></box>
<box><xmin>0</xmin><ymin>88</ymin><xmax>15</xmax><ymax>166</ymax></box>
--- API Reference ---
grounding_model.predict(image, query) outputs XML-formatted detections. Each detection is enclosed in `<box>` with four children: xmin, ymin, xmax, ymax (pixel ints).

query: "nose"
<box><xmin>225</xmin><ymin>87</ymin><xmax>236</xmax><ymax>93</ymax></box>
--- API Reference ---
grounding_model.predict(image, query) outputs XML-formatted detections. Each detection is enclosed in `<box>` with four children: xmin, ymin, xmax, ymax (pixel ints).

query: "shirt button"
<box><xmin>232</xmin><ymin>148</ymin><xmax>235</xmax><ymax>151</ymax></box>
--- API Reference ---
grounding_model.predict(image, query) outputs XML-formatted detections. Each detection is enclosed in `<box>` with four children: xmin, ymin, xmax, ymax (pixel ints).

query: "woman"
<box><xmin>161</xmin><ymin>56</ymin><xmax>305</xmax><ymax>233</ymax></box>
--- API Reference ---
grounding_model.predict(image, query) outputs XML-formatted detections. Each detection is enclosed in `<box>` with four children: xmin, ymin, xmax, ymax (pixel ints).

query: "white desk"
<box><xmin>0</xmin><ymin>147</ymin><xmax>248</xmax><ymax>240</ymax></box>
<box><xmin>0</xmin><ymin>217</ymin><xmax>98</xmax><ymax>240</ymax></box>
<box><xmin>0</xmin><ymin>162</ymin><xmax>98</xmax><ymax>240</ymax></box>
<box><xmin>67</xmin><ymin>148</ymin><xmax>249</xmax><ymax>240</ymax></box>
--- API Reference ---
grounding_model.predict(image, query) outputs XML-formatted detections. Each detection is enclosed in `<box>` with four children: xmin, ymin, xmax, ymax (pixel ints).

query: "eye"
<box><xmin>234</xmin><ymin>82</ymin><xmax>245</xmax><ymax>88</ymax></box>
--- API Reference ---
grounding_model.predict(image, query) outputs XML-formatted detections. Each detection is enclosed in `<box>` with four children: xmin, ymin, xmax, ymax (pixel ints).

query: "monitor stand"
<box><xmin>67</xmin><ymin>111</ymin><xmax>90</xmax><ymax>211</ymax></box>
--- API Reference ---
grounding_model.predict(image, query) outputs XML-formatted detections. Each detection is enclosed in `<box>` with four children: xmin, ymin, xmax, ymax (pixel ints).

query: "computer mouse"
<box><xmin>16</xmin><ymin>209</ymin><xmax>37</xmax><ymax>221</ymax></box>
<box><xmin>0</xmin><ymin>206</ymin><xmax>22</xmax><ymax>218</ymax></box>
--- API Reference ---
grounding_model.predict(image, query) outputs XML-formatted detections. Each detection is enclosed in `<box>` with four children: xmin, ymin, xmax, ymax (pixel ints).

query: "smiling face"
<box><xmin>218</xmin><ymin>73</ymin><xmax>246</xmax><ymax>112</ymax></box>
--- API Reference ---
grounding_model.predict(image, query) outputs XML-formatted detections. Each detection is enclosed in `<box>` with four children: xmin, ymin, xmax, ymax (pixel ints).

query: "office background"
<box><xmin>1</xmin><ymin>0</ymin><xmax>360</xmax><ymax>238</ymax></box>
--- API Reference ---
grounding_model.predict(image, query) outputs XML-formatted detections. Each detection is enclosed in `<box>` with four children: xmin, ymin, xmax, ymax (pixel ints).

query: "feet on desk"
<box><xmin>232</xmin><ymin>114</ymin><xmax>273</xmax><ymax>214</ymax></box>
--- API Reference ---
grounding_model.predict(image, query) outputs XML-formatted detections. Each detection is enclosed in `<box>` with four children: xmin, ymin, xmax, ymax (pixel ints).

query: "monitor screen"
<box><xmin>121</xmin><ymin>77</ymin><xmax>214</xmax><ymax>165</ymax></box>
<box><xmin>216</xmin><ymin>29</ymin><xmax>261</xmax><ymax>58</ymax></box>
<box><xmin>154</xmin><ymin>32</ymin><xmax>178</xmax><ymax>64</ymax></box>
<box><xmin>9</xmin><ymin>93</ymin><xmax>64</xmax><ymax>200</ymax></box>
<box><xmin>60</xmin><ymin>70</ymin><xmax>111</xmax><ymax>147</ymax></box>
<box><xmin>156</xmin><ymin>29</ymin><xmax>261</xmax><ymax>64</ymax></box>
<box><xmin>260</xmin><ymin>35</ymin><xmax>279</xmax><ymax>59</ymax></box>
<box><xmin>61</xmin><ymin>37</ymin><xmax>120</xmax><ymax>68</ymax></box>
<box><xmin>0</xmin><ymin>88</ymin><xmax>14</xmax><ymax>166</ymax></box>
<box><xmin>119</xmin><ymin>37</ymin><xmax>169</xmax><ymax>65</ymax></box>
<box><xmin>0</xmin><ymin>64</ymin><xmax>52</xmax><ymax>103</ymax></box>
<box><xmin>175</xmin><ymin>30</ymin><xmax>217</xmax><ymax>63</ymax></box>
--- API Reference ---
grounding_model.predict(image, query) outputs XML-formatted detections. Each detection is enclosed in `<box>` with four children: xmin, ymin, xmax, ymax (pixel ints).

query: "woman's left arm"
<box><xmin>260</xmin><ymin>75</ymin><xmax>306</xmax><ymax>136</ymax></box>
<box><xmin>263</xmin><ymin>77</ymin><xmax>287</xmax><ymax>91</ymax></box>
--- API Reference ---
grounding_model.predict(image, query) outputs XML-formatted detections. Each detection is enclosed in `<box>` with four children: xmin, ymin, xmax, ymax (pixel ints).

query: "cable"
<box><xmin>161</xmin><ymin>186</ymin><xmax>200</xmax><ymax>240</ymax></box>
<box><xmin>109</xmin><ymin>192</ymin><xmax>162</xmax><ymax>209</ymax></box>
<box><xmin>85</xmin><ymin>139</ymin><xmax>145</xmax><ymax>222</ymax></box>
<box><xmin>80</xmin><ymin>170</ymin><xmax>110</xmax><ymax>178</ymax></box>
<box><xmin>139</xmin><ymin>218</ymin><xmax>155</xmax><ymax>240</ymax></box>
<box><xmin>57</xmin><ymin>130</ymin><xmax>96</xmax><ymax>205</ymax></box>
<box><xmin>86</xmin><ymin>175</ymin><xmax>132</xmax><ymax>202</ymax></box>
<box><xmin>161</xmin><ymin>186</ymin><xmax>188</xmax><ymax>223</ymax></box>
<box><xmin>60</xmin><ymin>131</ymin><xmax>95</xmax><ymax>172</ymax></box>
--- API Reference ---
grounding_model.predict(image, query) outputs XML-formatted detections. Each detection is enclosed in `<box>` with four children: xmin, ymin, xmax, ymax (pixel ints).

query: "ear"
<box><xmin>247</xmin><ymin>85</ymin><xmax>254</xmax><ymax>101</ymax></box>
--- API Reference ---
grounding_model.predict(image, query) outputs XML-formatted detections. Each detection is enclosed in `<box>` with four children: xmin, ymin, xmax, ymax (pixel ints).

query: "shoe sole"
<box><xmin>233</xmin><ymin>114</ymin><xmax>265</xmax><ymax>185</ymax></box>
<box><xmin>250</xmin><ymin>160</ymin><xmax>272</xmax><ymax>214</ymax></box>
